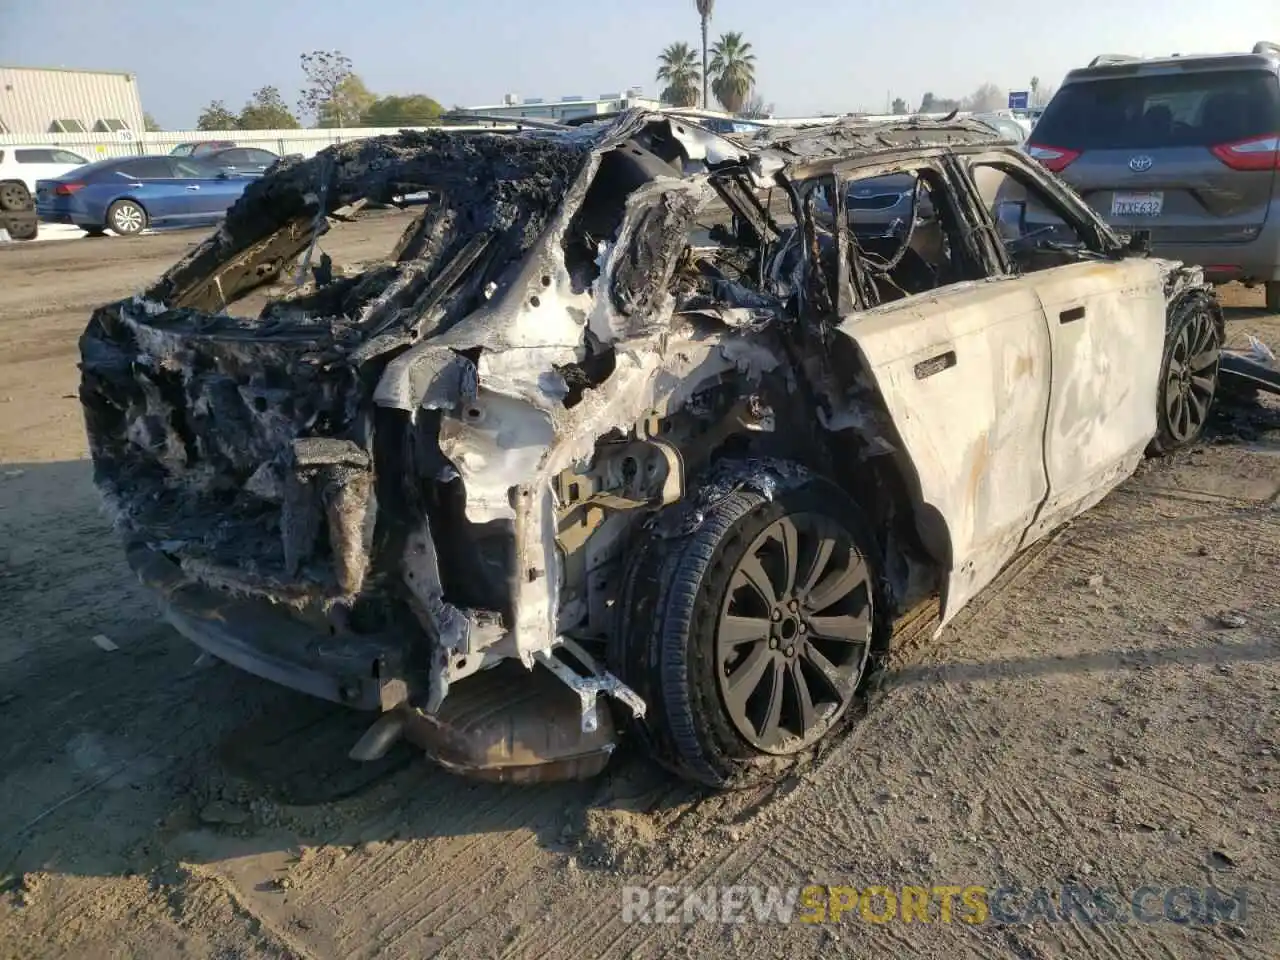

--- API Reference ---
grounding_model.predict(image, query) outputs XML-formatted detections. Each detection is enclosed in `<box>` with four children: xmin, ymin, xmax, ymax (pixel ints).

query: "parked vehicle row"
<box><xmin>35</xmin><ymin>156</ymin><xmax>255</xmax><ymax>236</ymax></box>
<box><xmin>14</xmin><ymin>142</ymin><xmax>282</xmax><ymax>238</ymax></box>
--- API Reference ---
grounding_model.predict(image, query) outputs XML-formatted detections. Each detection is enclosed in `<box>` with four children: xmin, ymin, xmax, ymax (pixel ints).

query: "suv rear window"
<box><xmin>1035</xmin><ymin>69</ymin><xmax>1280</xmax><ymax>149</ymax></box>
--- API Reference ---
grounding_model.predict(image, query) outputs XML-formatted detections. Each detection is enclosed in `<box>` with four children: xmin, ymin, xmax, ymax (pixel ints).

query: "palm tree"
<box><xmin>695</xmin><ymin>0</ymin><xmax>714</xmax><ymax>111</ymax></box>
<box><xmin>656</xmin><ymin>42</ymin><xmax>701</xmax><ymax>107</ymax></box>
<box><xmin>710</xmin><ymin>32</ymin><xmax>756</xmax><ymax>114</ymax></box>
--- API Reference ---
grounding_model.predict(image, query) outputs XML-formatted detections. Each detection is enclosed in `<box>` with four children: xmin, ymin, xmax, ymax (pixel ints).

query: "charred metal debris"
<box><xmin>80</xmin><ymin>113</ymin><xmax>1000</xmax><ymax>724</ymax></box>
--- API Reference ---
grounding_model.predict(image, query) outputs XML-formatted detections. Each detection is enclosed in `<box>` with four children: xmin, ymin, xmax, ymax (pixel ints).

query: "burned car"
<box><xmin>79</xmin><ymin>113</ymin><xmax>1223</xmax><ymax>788</ymax></box>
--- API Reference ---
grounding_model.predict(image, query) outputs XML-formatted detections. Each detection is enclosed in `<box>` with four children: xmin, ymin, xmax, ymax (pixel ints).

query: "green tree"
<box><xmin>143</xmin><ymin>112</ymin><xmax>162</xmax><ymax>132</ymax></box>
<box><xmin>299</xmin><ymin>50</ymin><xmax>360</xmax><ymax>127</ymax></box>
<box><xmin>319</xmin><ymin>75</ymin><xmax>377</xmax><ymax>128</ymax></box>
<box><xmin>919</xmin><ymin>92</ymin><xmax>961</xmax><ymax>113</ymax></box>
<box><xmin>709</xmin><ymin>32</ymin><xmax>756</xmax><ymax>113</ymax></box>
<box><xmin>963</xmin><ymin>83</ymin><xmax>1006</xmax><ymax>113</ymax></box>
<box><xmin>238</xmin><ymin>86</ymin><xmax>301</xmax><ymax>129</ymax></box>
<box><xmin>196</xmin><ymin>100</ymin><xmax>238</xmax><ymax>131</ymax></box>
<box><xmin>891</xmin><ymin>97</ymin><xmax>909</xmax><ymax>115</ymax></box>
<box><xmin>695</xmin><ymin>0</ymin><xmax>714</xmax><ymax>110</ymax></box>
<box><xmin>656</xmin><ymin>42</ymin><xmax>701</xmax><ymax>107</ymax></box>
<box><xmin>362</xmin><ymin>94</ymin><xmax>444</xmax><ymax>127</ymax></box>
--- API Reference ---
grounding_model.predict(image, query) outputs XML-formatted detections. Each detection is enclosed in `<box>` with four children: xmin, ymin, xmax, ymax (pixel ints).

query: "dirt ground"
<box><xmin>1</xmin><ymin>219</ymin><xmax>1278</xmax><ymax>959</ymax></box>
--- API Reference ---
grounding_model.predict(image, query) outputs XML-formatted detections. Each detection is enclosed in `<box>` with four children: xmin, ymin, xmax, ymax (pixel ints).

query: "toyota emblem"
<box><xmin>1129</xmin><ymin>155</ymin><xmax>1154</xmax><ymax>172</ymax></box>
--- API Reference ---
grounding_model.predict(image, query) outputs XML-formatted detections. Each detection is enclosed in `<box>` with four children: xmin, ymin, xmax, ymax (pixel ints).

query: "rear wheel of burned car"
<box><xmin>614</xmin><ymin>472</ymin><xmax>882</xmax><ymax>788</ymax></box>
<box><xmin>1149</xmin><ymin>291</ymin><xmax>1222</xmax><ymax>455</ymax></box>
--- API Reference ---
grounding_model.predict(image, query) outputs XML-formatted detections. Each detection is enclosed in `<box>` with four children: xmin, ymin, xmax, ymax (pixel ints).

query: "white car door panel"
<box><xmin>1023</xmin><ymin>258</ymin><xmax>1167</xmax><ymax>543</ymax></box>
<box><xmin>836</xmin><ymin>279</ymin><xmax>1052</xmax><ymax>623</ymax></box>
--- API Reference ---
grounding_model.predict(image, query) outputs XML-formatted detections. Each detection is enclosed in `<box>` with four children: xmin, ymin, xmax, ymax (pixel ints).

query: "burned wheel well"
<box><xmin>806</xmin><ymin>336</ymin><xmax>948</xmax><ymax>615</ymax></box>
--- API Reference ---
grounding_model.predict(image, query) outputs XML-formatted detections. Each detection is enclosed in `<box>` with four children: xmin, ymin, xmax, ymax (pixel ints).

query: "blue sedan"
<box><xmin>35</xmin><ymin>155</ymin><xmax>251</xmax><ymax>236</ymax></box>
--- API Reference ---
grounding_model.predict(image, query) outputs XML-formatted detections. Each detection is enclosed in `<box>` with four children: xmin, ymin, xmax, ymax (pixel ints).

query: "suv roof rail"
<box><xmin>1088</xmin><ymin>53</ymin><xmax>1142</xmax><ymax>67</ymax></box>
<box><xmin>1253</xmin><ymin>40</ymin><xmax>1280</xmax><ymax>57</ymax></box>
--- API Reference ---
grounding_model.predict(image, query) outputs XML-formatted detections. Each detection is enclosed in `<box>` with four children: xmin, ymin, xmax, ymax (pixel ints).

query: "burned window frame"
<box><xmin>784</xmin><ymin>173</ymin><xmax>843</xmax><ymax>318</ymax></box>
<box><xmin>791</xmin><ymin>152</ymin><xmax>996</xmax><ymax>314</ymax></box>
<box><xmin>953</xmin><ymin>149</ymin><xmax>1125</xmax><ymax>277</ymax></box>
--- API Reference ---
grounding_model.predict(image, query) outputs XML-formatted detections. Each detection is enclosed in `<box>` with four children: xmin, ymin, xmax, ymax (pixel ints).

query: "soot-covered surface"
<box><xmin>80</xmin><ymin>129</ymin><xmax>595</xmax><ymax>603</ymax></box>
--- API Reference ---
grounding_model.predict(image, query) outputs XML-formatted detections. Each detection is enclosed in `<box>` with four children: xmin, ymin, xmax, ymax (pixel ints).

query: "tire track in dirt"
<box><xmin>681</xmin><ymin>468</ymin><xmax>1273</xmax><ymax>960</ymax></box>
<box><xmin>492</xmin><ymin>529</ymin><xmax>1068</xmax><ymax>960</ymax></box>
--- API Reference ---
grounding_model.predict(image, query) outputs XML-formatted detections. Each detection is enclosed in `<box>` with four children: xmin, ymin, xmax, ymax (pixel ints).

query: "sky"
<box><xmin>1</xmin><ymin>0</ymin><xmax>1276</xmax><ymax>128</ymax></box>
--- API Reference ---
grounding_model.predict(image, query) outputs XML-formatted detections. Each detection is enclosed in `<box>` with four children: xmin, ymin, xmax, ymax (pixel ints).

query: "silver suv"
<box><xmin>1028</xmin><ymin>41</ymin><xmax>1280</xmax><ymax>311</ymax></box>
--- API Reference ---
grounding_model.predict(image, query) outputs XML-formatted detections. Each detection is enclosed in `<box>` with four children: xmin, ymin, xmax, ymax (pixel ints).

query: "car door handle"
<box><xmin>1059</xmin><ymin>306</ymin><xmax>1086</xmax><ymax>324</ymax></box>
<box><xmin>186</xmin><ymin>185</ymin><xmax>200</xmax><ymax>191</ymax></box>
<box><xmin>914</xmin><ymin>350</ymin><xmax>957</xmax><ymax>380</ymax></box>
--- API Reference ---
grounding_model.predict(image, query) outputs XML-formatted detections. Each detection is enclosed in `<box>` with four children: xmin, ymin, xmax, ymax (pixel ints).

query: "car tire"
<box><xmin>1266</xmin><ymin>281</ymin><xmax>1280</xmax><ymax>315</ymax></box>
<box><xmin>0</xmin><ymin>180</ymin><xmax>32</xmax><ymax>213</ymax></box>
<box><xmin>6</xmin><ymin>215</ymin><xmax>37</xmax><ymax>241</ymax></box>
<box><xmin>107</xmin><ymin>200</ymin><xmax>147</xmax><ymax>236</ymax></box>
<box><xmin>612</xmin><ymin>468</ymin><xmax>884</xmax><ymax>789</ymax></box>
<box><xmin>1148</xmin><ymin>289</ymin><xmax>1221</xmax><ymax>456</ymax></box>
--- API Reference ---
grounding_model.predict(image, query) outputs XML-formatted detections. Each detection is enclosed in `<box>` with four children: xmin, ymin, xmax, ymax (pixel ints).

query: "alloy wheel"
<box><xmin>1165</xmin><ymin>308</ymin><xmax>1219</xmax><ymax>442</ymax></box>
<box><xmin>715</xmin><ymin>513</ymin><xmax>873</xmax><ymax>754</ymax></box>
<box><xmin>112</xmin><ymin>203</ymin><xmax>144</xmax><ymax>234</ymax></box>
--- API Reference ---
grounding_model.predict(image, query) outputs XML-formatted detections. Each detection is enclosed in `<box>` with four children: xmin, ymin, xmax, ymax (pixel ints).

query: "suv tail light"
<box><xmin>1027</xmin><ymin>144</ymin><xmax>1081</xmax><ymax>173</ymax></box>
<box><xmin>53</xmin><ymin>182</ymin><xmax>85</xmax><ymax>196</ymax></box>
<box><xmin>1211</xmin><ymin>134</ymin><xmax>1280</xmax><ymax>171</ymax></box>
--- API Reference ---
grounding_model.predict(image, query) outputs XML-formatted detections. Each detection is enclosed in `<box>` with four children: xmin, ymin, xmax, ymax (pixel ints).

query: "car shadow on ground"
<box><xmin>0</xmin><ymin>458</ymin><xmax>714</xmax><ymax>888</ymax></box>
<box><xmin>1222</xmin><ymin>305</ymin><xmax>1273</xmax><ymax>324</ymax></box>
<box><xmin>2</xmin><ymin>397</ymin><xmax>1277</xmax><ymax>888</ymax></box>
<box><xmin>885</xmin><ymin>632</ymin><xmax>1280</xmax><ymax>692</ymax></box>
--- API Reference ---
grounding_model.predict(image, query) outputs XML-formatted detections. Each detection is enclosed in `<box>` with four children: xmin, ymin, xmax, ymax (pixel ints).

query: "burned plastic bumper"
<box><xmin>127</xmin><ymin>544</ymin><xmax>410</xmax><ymax>712</ymax></box>
<box><xmin>127</xmin><ymin>544</ymin><xmax>634</xmax><ymax>783</ymax></box>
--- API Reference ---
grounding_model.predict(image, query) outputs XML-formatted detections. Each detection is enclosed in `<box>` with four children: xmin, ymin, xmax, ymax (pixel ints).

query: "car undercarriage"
<box><xmin>79</xmin><ymin>112</ymin><xmax>1224</xmax><ymax>787</ymax></box>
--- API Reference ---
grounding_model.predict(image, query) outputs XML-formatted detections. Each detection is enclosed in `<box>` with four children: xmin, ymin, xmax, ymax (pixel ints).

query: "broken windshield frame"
<box><xmin>955</xmin><ymin>150</ymin><xmax>1126</xmax><ymax>275</ymax></box>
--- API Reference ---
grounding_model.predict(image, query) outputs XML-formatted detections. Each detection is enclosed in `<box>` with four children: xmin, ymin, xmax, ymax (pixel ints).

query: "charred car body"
<box><xmin>80</xmin><ymin>113</ymin><xmax>1223</xmax><ymax>788</ymax></box>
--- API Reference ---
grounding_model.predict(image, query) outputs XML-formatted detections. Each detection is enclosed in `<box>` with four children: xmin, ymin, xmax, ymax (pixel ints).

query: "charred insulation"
<box><xmin>80</xmin><ymin>130</ymin><xmax>597</xmax><ymax>606</ymax></box>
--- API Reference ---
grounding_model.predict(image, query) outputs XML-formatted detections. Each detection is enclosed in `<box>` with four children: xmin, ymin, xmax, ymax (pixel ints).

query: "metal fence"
<box><xmin>0</xmin><ymin>126</ymin><xmax>498</xmax><ymax>161</ymax></box>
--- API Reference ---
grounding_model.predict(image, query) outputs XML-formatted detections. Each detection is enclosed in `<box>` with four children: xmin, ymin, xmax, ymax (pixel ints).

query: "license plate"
<box><xmin>1112</xmin><ymin>191</ymin><xmax>1163</xmax><ymax>217</ymax></box>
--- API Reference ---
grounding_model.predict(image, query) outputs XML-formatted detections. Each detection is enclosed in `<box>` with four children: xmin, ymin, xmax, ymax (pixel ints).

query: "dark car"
<box><xmin>170</xmin><ymin>140</ymin><xmax>236</xmax><ymax>158</ymax></box>
<box><xmin>1028</xmin><ymin>41</ymin><xmax>1280</xmax><ymax>309</ymax></box>
<box><xmin>199</xmin><ymin>146</ymin><xmax>281</xmax><ymax>178</ymax></box>
<box><xmin>35</xmin><ymin>155</ymin><xmax>251</xmax><ymax>236</ymax></box>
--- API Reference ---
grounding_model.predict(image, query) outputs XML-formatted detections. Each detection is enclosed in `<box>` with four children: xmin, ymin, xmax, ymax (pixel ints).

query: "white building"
<box><xmin>459</xmin><ymin>88</ymin><xmax>664</xmax><ymax>123</ymax></box>
<box><xmin>0</xmin><ymin>66</ymin><xmax>146</xmax><ymax>136</ymax></box>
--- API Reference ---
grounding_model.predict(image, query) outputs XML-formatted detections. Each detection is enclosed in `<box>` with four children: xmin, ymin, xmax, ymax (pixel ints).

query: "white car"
<box><xmin>0</xmin><ymin>144</ymin><xmax>91</xmax><ymax>212</ymax></box>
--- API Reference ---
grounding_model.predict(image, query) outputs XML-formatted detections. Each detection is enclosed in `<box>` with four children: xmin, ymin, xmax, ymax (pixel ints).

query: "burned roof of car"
<box><xmin>748</xmin><ymin>116</ymin><xmax>1005</xmax><ymax>176</ymax></box>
